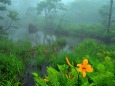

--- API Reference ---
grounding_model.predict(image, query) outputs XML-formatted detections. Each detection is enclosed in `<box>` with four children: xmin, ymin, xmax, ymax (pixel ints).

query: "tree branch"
<box><xmin>0</xmin><ymin>19</ymin><xmax>15</xmax><ymax>32</ymax></box>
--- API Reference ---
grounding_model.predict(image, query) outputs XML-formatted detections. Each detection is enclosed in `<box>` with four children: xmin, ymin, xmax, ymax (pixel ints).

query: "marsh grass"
<box><xmin>0</xmin><ymin>54</ymin><xmax>24</xmax><ymax>86</ymax></box>
<box><xmin>0</xmin><ymin>34</ymin><xmax>115</xmax><ymax>86</ymax></box>
<box><xmin>33</xmin><ymin>39</ymin><xmax>115</xmax><ymax>86</ymax></box>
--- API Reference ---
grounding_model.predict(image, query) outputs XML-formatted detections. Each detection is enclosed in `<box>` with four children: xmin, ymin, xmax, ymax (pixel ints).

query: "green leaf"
<box><xmin>39</xmin><ymin>79</ymin><xmax>48</xmax><ymax>86</ymax></box>
<box><xmin>32</xmin><ymin>72</ymin><xmax>38</xmax><ymax>78</ymax></box>
<box><xmin>7</xmin><ymin>10</ymin><xmax>19</xmax><ymax>21</ymax></box>
<box><xmin>97</xmin><ymin>63</ymin><xmax>105</xmax><ymax>72</ymax></box>
<box><xmin>0</xmin><ymin>0</ymin><xmax>11</xmax><ymax>5</ymax></box>
<box><xmin>0</xmin><ymin>5</ymin><xmax>6</xmax><ymax>11</ymax></box>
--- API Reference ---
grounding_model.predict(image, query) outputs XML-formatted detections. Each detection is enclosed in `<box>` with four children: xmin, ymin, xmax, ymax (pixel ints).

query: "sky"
<box><xmin>62</xmin><ymin>0</ymin><xmax>75</xmax><ymax>4</ymax></box>
<box><xmin>9</xmin><ymin>0</ymin><xmax>75</xmax><ymax>15</ymax></box>
<box><xmin>11</xmin><ymin>0</ymin><xmax>75</xmax><ymax>6</ymax></box>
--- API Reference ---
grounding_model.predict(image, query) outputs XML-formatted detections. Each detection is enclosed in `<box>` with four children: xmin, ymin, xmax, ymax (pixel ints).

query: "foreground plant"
<box><xmin>65</xmin><ymin>57</ymin><xmax>73</xmax><ymax>67</ymax></box>
<box><xmin>65</xmin><ymin>57</ymin><xmax>93</xmax><ymax>86</ymax></box>
<box><xmin>66</xmin><ymin>57</ymin><xmax>93</xmax><ymax>78</ymax></box>
<box><xmin>33</xmin><ymin>55</ymin><xmax>115</xmax><ymax>86</ymax></box>
<box><xmin>33</xmin><ymin>57</ymin><xmax>93</xmax><ymax>86</ymax></box>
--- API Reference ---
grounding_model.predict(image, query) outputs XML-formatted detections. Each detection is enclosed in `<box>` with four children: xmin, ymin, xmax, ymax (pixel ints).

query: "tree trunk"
<box><xmin>107</xmin><ymin>0</ymin><xmax>113</xmax><ymax>34</ymax></box>
<box><xmin>105</xmin><ymin>0</ymin><xmax>113</xmax><ymax>43</ymax></box>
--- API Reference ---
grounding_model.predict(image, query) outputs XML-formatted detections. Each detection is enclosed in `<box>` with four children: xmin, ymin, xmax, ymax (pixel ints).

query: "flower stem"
<box><xmin>78</xmin><ymin>72</ymin><xmax>80</xmax><ymax>86</ymax></box>
<box><xmin>74</xmin><ymin>67</ymin><xmax>80</xmax><ymax>86</ymax></box>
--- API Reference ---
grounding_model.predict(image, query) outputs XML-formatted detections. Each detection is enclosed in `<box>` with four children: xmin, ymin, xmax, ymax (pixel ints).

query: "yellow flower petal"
<box><xmin>83</xmin><ymin>59</ymin><xmax>88</xmax><ymax>66</ymax></box>
<box><xmin>66</xmin><ymin>57</ymin><xmax>72</xmax><ymax>66</ymax></box>
<box><xmin>83</xmin><ymin>71</ymin><xmax>86</xmax><ymax>78</ymax></box>
<box><xmin>78</xmin><ymin>67</ymin><xmax>83</xmax><ymax>72</ymax></box>
<box><xmin>77</xmin><ymin>64</ymin><xmax>82</xmax><ymax>67</ymax></box>
<box><xmin>86</xmin><ymin>65</ymin><xmax>93</xmax><ymax>72</ymax></box>
<box><xmin>44</xmin><ymin>78</ymin><xmax>49</xmax><ymax>82</ymax></box>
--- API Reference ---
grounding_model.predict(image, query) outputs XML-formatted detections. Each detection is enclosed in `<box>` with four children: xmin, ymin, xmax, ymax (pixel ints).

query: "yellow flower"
<box><xmin>66</xmin><ymin>74</ymin><xmax>69</xmax><ymax>79</ymax></box>
<box><xmin>44</xmin><ymin>78</ymin><xmax>49</xmax><ymax>82</ymax></box>
<box><xmin>66</xmin><ymin>57</ymin><xmax>72</xmax><ymax>67</ymax></box>
<box><xmin>77</xmin><ymin>59</ymin><xmax>93</xmax><ymax>78</ymax></box>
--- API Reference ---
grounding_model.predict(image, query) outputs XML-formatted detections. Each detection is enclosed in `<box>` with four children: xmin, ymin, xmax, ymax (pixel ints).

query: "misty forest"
<box><xmin>0</xmin><ymin>0</ymin><xmax>115</xmax><ymax>86</ymax></box>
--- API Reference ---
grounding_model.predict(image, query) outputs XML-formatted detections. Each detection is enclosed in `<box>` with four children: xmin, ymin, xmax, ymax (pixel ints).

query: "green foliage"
<box><xmin>54</xmin><ymin>37</ymin><xmax>66</xmax><ymax>47</ymax></box>
<box><xmin>75</xmin><ymin>39</ymin><xmax>106</xmax><ymax>59</ymax></box>
<box><xmin>0</xmin><ymin>0</ymin><xmax>11</xmax><ymax>20</ymax></box>
<box><xmin>99</xmin><ymin>1</ymin><xmax>115</xmax><ymax>27</ymax></box>
<box><xmin>36</xmin><ymin>39</ymin><xmax>67</xmax><ymax>68</ymax></box>
<box><xmin>89</xmin><ymin>56</ymin><xmax>115</xmax><ymax>86</ymax></box>
<box><xmin>0</xmin><ymin>0</ymin><xmax>11</xmax><ymax>11</ymax></box>
<box><xmin>37</xmin><ymin>0</ymin><xmax>65</xmax><ymax>15</ymax></box>
<box><xmin>0</xmin><ymin>5</ymin><xmax>6</xmax><ymax>11</ymax></box>
<box><xmin>33</xmin><ymin>73</ymin><xmax>48</xmax><ymax>86</ymax></box>
<box><xmin>0</xmin><ymin>38</ymin><xmax>32</xmax><ymax>58</ymax></box>
<box><xmin>15</xmin><ymin>40</ymin><xmax>32</xmax><ymax>55</ymax></box>
<box><xmin>6</xmin><ymin>81</ymin><xmax>20</xmax><ymax>86</ymax></box>
<box><xmin>50</xmin><ymin>39</ymin><xmax>115</xmax><ymax>69</ymax></box>
<box><xmin>37</xmin><ymin>0</ymin><xmax>65</xmax><ymax>30</ymax></box>
<box><xmin>0</xmin><ymin>38</ymin><xmax>16</xmax><ymax>54</ymax></box>
<box><xmin>57</xmin><ymin>24</ymin><xmax>115</xmax><ymax>43</ymax></box>
<box><xmin>50</xmin><ymin>52</ymin><xmax>76</xmax><ymax>67</ymax></box>
<box><xmin>99</xmin><ymin>5</ymin><xmax>109</xmax><ymax>26</ymax></box>
<box><xmin>0</xmin><ymin>38</ymin><xmax>33</xmax><ymax>85</ymax></box>
<box><xmin>0</xmin><ymin>16</ymin><xmax>3</xmax><ymax>19</ymax></box>
<box><xmin>33</xmin><ymin>39</ymin><xmax>115</xmax><ymax>86</ymax></box>
<box><xmin>7</xmin><ymin>10</ymin><xmax>19</xmax><ymax>21</ymax></box>
<box><xmin>37</xmin><ymin>56</ymin><xmax>45</xmax><ymax>67</ymax></box>
<box><xmin>61</xmin><ymin>24</ymin><xmax>105</xmax><ymax>37</ymax></box>
<box><xmin>0</xmin><ymin>0</ymin><xmax>11</xmax><ymax>5</ymax></box>
<box><xmin>33</xmin><ymin>55</ymin><xmax>115</xmax><ymax>86</ymax></box>
<box><xmin>33</xmin><ymin>65</ymin><xmax>77</xmax><ymax>86</ymax></box>
<box><xmin>0</xmin><ymin>54</ymin><xmax>24</xmax><ymax>86</ymax></box>
<box><xmin>0</xmin><ymin>1</ymin><xmax>19</xmax><ymax>36</ymax></box>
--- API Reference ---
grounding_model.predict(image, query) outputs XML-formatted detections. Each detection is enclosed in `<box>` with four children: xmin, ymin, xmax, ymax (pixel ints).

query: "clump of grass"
<box><xmin>0</xmin><ymin>54</ymin><xmax>24</xmax><ymax>85</ymax></box>
<box><xmin>74</xmin><ymin>39</ymin><xmax>106</xmax><ymax>58</ymax></box>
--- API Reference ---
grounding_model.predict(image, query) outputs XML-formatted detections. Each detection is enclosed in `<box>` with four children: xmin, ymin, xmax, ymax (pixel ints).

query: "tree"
<box><xmin>36</xmin><ymin>0</ymin><xmax>65</xmax><ymax>43</ymax></box>
<box><xmin>99</xmin><ymin>5</ymin><xmax>109</xmax><ymax>27</ymax></box>
<box><xmin>107</xmin><ymin>0</ymin><xmax>113</xmax><ymax>34</ymax></box>
<box><xmin>0</xmin><ymin>0</ymin><xmax>11</xmax><ymax>37</ymax></box>
<box><xmin>99</xmin><ymin>0</ymin><xmax>114</xmax><ymax>43</ymax></box>
<box><xmin>37</xmin><ymin>0</ymin><xmax>65</xmax><ymax>26</ymax></box>
<box><xmin>0</xmin><ymin>0</ymin><xmax>19</xmax><ymax>37</ymax></box>
<box><xmin>37</xmin><ymin>0</ymin><xmax>64</xmax><ymax>15</ymax></box>
<box><xmin>0</xmin><ymin>0</ymin><xmax>11</xmax><ymax>19</ymax></box>
<box><xmin>99</xmin><ymin>0</ymin><xmax>114</xmax><ymax>33</ymax></box>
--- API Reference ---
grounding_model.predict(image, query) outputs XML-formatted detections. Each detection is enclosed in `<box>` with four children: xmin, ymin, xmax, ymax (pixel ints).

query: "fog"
<box><xmin>0</xmin><ymin>0</ymin><xmax>115</xmax><ymax>86</ymax></box>
<box><xmin>0</xmin><ymin>0</ymin><xmax>114</xmax><ymax>45</ymax></box>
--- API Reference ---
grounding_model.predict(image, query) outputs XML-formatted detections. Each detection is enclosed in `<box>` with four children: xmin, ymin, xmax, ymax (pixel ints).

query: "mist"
<box><xmin>4</xmin><ymin>0</ymin><xmax>114</xmax><ymax>43</ymax></box>
<box><xmin>0</xmin><ymin>0</ymin><xmax>115</xmax><ymax>86</ymax></box>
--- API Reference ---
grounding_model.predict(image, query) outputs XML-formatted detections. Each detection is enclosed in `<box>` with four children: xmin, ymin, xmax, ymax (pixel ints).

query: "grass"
<box><xmin>32</xmin><ymin>38</ymin><xmax>115</xmax><ymax>86</ymax></box>
<box><xmin>0</xmin><ymin>38</ymin><xmax>32</xmax><ymax>86</ymax></box>
<box><xmin>0</xmin><ymin>23</ymin><xmax>115</xmax><ymax>85</ymax></box>
<box><xmin>0</xmin><ymin>54</ymin><xmax>24</xmax><ymax>86</ymax></box>
<box><xmin>55</xmin><ymin>24</ymin><xmax>115</xmax><ymax>43</ymax></box>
